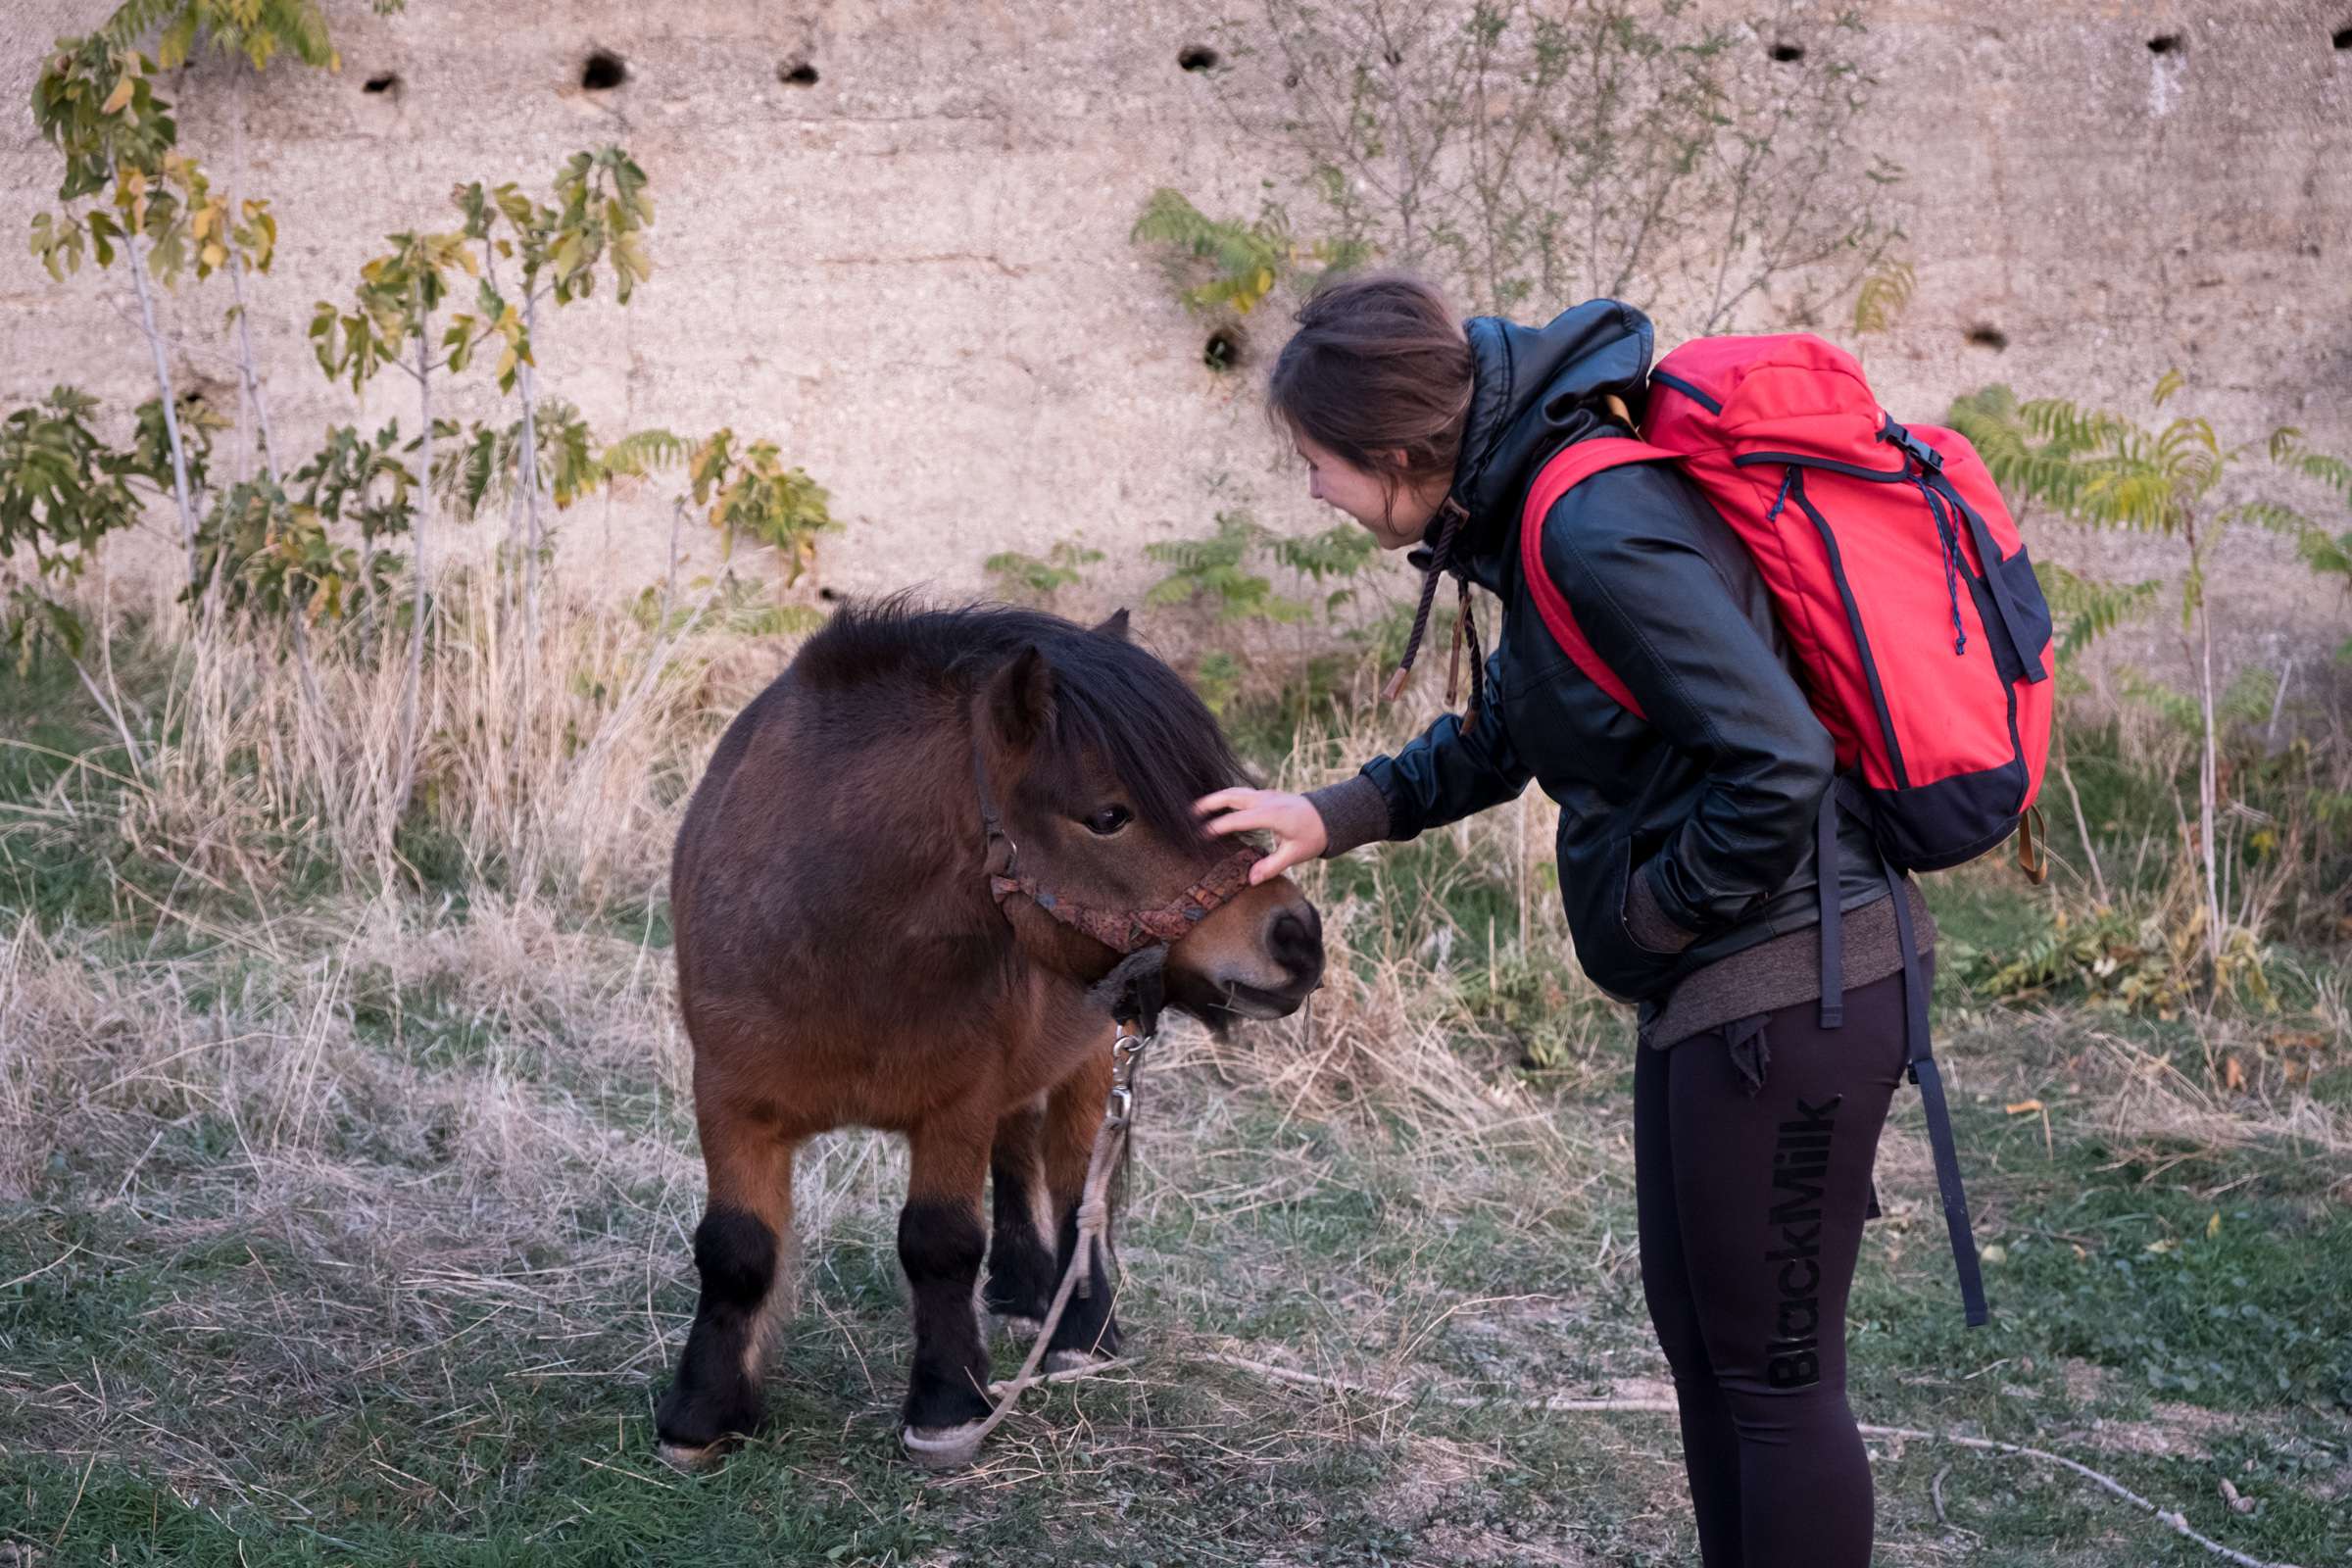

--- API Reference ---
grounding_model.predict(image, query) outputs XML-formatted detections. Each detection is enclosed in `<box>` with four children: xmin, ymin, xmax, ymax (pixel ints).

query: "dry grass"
<box><xmin>63</xmin><ymin>564</ymin><xmax>773</xmax><ymax>910</ymax></box>
<box><xmin>2</xmin><ymin>572</ymin><xmax>2347</xmax><ymax>1565</ymax></box>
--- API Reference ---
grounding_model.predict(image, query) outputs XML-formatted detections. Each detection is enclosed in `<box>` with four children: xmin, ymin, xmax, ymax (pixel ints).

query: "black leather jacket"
<box><xmin>1352</xmin><ymin>300</ymin><xmax>1896</xmax><ymax>1003</ymax></box>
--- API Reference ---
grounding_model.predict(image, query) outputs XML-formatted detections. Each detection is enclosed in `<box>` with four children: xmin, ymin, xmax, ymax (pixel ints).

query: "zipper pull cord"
<box><xmin>1910</xmin><ymin>474</ymin><xmax>1969</xmax><ymax>657</ymax></box>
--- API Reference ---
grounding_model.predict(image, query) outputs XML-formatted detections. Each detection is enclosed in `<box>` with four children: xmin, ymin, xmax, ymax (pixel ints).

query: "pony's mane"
<box><xmin>795</xmin><ymin>594</ymin><xmax>1246</xmax><ymax>847</ymax></box>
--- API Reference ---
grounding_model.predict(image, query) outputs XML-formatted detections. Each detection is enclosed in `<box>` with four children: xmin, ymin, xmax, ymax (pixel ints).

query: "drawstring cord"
<box><xmin>1909</xmin><ymin>475</ymin><xmax>1970</xmax><ymax>657</ymax></box>
<box><xmin>1384</xmin><ymin>497</ymin><xmax>1485</xmax><ymax>733</ymax></box>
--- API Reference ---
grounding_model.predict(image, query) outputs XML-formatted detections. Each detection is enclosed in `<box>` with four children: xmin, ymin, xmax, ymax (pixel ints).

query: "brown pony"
<box><xmin>654</xmin><ymin>599</ymin><xmax>1324</xmax><ymax>1468</ymax></box>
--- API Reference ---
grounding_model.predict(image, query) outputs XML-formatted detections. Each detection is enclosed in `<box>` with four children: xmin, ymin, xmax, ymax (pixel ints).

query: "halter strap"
<box><xmin>989</xmin><ymin>847</ymin><xmax>1261</xmax><ymax>956</ymax></box>
<box><xmin>972</xmin><ymin>734</ymin><xmax>1261</xmax><ymax>957</ymax></box>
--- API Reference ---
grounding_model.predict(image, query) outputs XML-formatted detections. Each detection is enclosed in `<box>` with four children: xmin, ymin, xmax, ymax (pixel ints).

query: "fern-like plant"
<box><xmin>1131</xmin><ymin>189</ymin><xmax>1368</xmax><ymax>333</ymax></box>
<box><xmin>1946</xmin><ymin>375</ymin><xmax>2352</xmax><ymax>992</ymax></box>
<box><xmin>1145</xmin><ymin>513</ymin><xmax>1312</xmax><ymax>624</ymax></box>
<box><xmin>2029</xmin><ymin>560</ymin><xmax>2164</xmax><ymax>661</ymax></box>
<box><xmin>1850</xmin><ymin>259</ymin><xmax>1916</xmax><ymax>339</ymax></box>
<box><xmin>602</xmin><ymin>426</ymin><xmax>837</xmax><ymax>600</ymax></box>
<box><xmin>984</xmin><ymin>541</ymin><xmax>1102</xmax><ymax>605</ymax></box>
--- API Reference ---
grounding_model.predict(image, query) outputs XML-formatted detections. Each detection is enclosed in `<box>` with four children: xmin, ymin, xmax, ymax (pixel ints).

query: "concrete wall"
<box><xmin>2</xmin><ymin>1</ymin><xmax>2346</xmax><ymax>676</ymax></box>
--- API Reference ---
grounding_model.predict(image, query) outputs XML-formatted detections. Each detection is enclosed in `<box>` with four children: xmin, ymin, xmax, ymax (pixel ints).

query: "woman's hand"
<box><xmin>1195</xmin><ymin>788</ymin><xmax>1328</xmax><ymax>885</ymax></box>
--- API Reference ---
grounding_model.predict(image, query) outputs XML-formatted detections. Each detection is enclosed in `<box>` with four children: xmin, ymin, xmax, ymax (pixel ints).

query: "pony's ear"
<box><xmin>1091</xmin><ymin>608</ymin><xmax>1132</xmax><ymax>642</ymax></box>
<box><xmin>987</xmin><ymin>644</ymin><xmax>1056</xmax><ymax>750</ymax></box>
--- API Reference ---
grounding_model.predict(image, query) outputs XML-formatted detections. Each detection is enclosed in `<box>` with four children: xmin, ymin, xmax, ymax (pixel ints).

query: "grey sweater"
<box><xmin>1304</xmin><ymin>774</ymin><xmax>1935</xmax><ymax>1050</ymax></box>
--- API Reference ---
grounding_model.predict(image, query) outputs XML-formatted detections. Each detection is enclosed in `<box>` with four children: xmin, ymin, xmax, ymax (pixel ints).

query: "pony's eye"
<box><xmin>1084</xmin><ymin>805</ymin><xmax>1133</xmax><ymax>836</ymax></box>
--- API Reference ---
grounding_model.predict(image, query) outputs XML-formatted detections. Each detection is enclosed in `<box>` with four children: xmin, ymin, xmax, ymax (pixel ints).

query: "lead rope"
<box><xmin>901</xmin><ymin>1000</ymin><xmax>1156</xmax><ymax>1463</ymax></box>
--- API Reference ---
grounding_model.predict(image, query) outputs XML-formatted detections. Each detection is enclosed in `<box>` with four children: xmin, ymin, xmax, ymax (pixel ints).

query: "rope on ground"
<box><xmin>1200</xmin><ymin>1352</ymin><xmax>2303</xmax><ymax>1568</ymax></box>
<box><xmin>1204</xmin><ymin>1353</ymin><xmax>1676</xmax><ymax>1413</ymax></box>
<box><xmin>985</xmin><ymin>1356</ymin><xmax>1135</xmax><ymax>1399</ymax></box>
<box><xmin>1856</xmin><ymin>1423</ymin><xmax>2295</xmax><ymax>1568</ymax></box>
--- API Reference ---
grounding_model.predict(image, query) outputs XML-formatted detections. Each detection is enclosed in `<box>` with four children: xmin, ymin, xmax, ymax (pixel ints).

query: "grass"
<box><xmin>3</xmin><ymin>605</ymin><xmax>2348</xmax><ymax>1566</ymax></box>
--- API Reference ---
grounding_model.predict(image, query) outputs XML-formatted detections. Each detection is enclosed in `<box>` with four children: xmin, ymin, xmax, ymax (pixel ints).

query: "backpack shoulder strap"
<box><xmin>1517</xmin><ymin>437</ymin><xmax>1681</xmax><ymax>720</ymax></box>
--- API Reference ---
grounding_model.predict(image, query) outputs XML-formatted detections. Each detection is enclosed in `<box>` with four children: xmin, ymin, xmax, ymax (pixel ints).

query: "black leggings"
<box><xmin>1635</xmin><ymin>966</ymin><xmax>1910</xmax><ymax>1568</ymax></box>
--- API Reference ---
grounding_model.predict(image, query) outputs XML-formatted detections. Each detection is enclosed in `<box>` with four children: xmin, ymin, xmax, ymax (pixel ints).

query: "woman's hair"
<box><xmin>1265</xmin><ymin>272</ymin><xmax>1473</xmax><ymax>503</ymax></box>
<box><xmin>1268</xmin><ymin>272</ymin><xmax>1486</xmax><ymax>722</ymax></box>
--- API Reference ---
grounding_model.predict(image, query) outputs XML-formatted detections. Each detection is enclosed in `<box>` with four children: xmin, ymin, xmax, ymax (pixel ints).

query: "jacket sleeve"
<box><xmin>1352</xmin><ymin>641</ymin><xmax>1534</xmax><ymax>843</ymax></box>
<box><xmin>1545</xmin><ymin>465</ymin><xmax>1832</xmax><ymax>938</ymax></box>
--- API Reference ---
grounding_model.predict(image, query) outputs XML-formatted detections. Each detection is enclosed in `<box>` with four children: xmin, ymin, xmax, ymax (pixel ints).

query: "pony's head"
<box><xmin>972</xmin><ymin>610</ymin><xmax>1323</xmax><ymax>1023</ymax></box>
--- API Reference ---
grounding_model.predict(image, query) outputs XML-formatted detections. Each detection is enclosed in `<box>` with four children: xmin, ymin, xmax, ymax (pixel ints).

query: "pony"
<box><xmin>654</xmin><ymin>599</ymin><xmax>1324</xmax><ymax>1468</ymax></box>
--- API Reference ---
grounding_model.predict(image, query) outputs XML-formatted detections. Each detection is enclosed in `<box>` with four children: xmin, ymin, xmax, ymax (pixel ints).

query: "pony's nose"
<box><xmin>1266</xmin><ymin>903</ymin><xmax>1324</xmax><ymax>988</ymax></box>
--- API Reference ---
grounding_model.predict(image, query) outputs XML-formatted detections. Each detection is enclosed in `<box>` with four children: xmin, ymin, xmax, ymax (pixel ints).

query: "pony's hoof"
<box><xmin>655</xmin><ymin>1439</ymin><xmax>727</xmax><ymax>1472</ymax></box>
<box><xmin>1044</xmin><ymin>1347</ymin><xmax>1117</xmax><ymax>1376</ymax></box>
<box><xmin>901</xmin><ymin>1419</ymin><xmax>987</xmax><ymax>1470</ymax></box>
<box><xmin>993</xmin><ymin>1312</ymin><xmax>1044</xmax><ymax>1344</ymax></box>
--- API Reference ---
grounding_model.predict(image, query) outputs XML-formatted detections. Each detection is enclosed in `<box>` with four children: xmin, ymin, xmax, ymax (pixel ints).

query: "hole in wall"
<box><xmin>1770</xmin><ymin>42</ymin><xmax>1805</xmax><ymax>63</ymax></box>
<box><xmin>2333</xmin><ymin>25</ymin><xmax>2352</xmax><ymax>48</ymax></box>
<box><xmin>817</xmin><ymin>585</ymin><xmax>842</xmax><ymax>603</ymax></box>
<box><xmin>779</xmin><ymin>59</ymin><xmax>819</xmax><ymax>86</ymax></box>
<box><xmin>581</xmin><ymin>50</ymin><xmax>627</xmax><ymax>90</ymax></box>
<box><xmin>175</xmin><ymin>369</ymin><xmax>233</xmax><ymax>419</ymax></box>
<box><xmin>1177</xmin><ymin>44</ymin><xmax>1219</xmax><ymax>73</ymax></box>
<box><xmin>2147</xmin><ymin>33</ymin><xmax>2183</xmax><ymax>56</ymax></box>
<box><xmin>1203</xmin><ymin>326</ymin><xmax>1246</xmax><ymax>371</ymax></box>
<box><xmin>363</xmin><ymin>73</ymin><xmax>398</xmax><ymax>94</ymax></box>
<box><xmin>1965</xmin><ymin>324</ymin><xmax>2009</xmax><ymax>352</ymax></box>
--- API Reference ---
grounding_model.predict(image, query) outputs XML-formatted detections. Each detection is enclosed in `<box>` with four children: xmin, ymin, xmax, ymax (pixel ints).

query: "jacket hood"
<box><xmin>1431</xmin><ymin>300</ymin><xmax>1656</xmax><ymax>591</ymax></box>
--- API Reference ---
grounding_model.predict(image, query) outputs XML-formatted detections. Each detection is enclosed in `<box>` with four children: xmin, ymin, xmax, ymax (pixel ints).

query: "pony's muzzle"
<box><xmin>1200</xmin><ymin>898</ymin><xmax>1323</xmax><ymax>1018</ymax></box>
<box><xmin>1266</xmin><ymin>903</ymin><xmax>1324</xmax><ymax>993</ymax></box>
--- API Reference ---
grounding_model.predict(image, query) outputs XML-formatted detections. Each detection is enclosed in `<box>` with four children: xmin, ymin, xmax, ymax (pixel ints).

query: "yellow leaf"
<box><xmin>101</xmin><ymin>75</ymin><xmax>136</xmax><ymax>115</ymax></box>
<box><xmin>201</xmin><ymin>241</ymin><xmax>227</xmax><ymax>270</ymax></box>
<box><xmin>2004</xmin><ymin>1099</ymin><xmax>2044</xmax><ymax>1115</ymax></box>
<box><xmin>2205</xmin><ymin>1211</ymin><xmax>2221</xmax><ymax>1240</ymax></box>
<box><xmin>2222</xmin><ymin>1054</ymin><xmax>2246</xmax><ymax>1092</ymax></box>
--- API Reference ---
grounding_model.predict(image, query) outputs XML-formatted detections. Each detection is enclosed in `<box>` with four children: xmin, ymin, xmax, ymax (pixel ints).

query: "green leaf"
<box><xmin>600</xmin><ymin>427</ymin><xmax>688</xmax><ymax>477</ymax></box>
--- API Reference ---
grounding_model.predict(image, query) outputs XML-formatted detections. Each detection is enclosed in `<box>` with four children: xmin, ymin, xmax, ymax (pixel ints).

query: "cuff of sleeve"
<box><xmin>1305</xmin><ymin>775</ymin><xmax>1392</xmax><ymax>858</ymax></box>
<box><xmin>1624</xmin><ymin>861</ymin><xmax>1697</xmax><ymax>955</ymax></box>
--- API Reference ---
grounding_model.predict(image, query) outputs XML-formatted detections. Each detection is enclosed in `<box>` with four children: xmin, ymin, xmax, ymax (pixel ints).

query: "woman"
<box><xmin>1195</xmin><ymin>274</ymin><xmax>1936</xmax><ymax>1567</ymax></box>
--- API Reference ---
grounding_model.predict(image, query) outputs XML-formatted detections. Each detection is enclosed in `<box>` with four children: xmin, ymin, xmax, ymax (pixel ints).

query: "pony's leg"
<box><xmin>984</xmin><ymin>1097</ymin><xmax>1058</xmax><ymax>1340</ymax></box>
<box><xmin>897</xmin><ymin>1109</ymin><xmax>995</xmax><ymax>1467</ymax></box>
<box><xmin>1040</xmin><ymin>1046</ymin><xmax>1122</xmax><ymax>1373</ymax></box>
<box><xmin>655</xmin><ymin>1114</ymin><xmax>798</xmax><ymax>1468</ymax></box>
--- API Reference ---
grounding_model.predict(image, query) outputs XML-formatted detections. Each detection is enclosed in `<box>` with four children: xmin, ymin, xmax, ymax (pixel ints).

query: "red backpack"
<box><xmin>1519</xmin><ymin>332</ymin><xmax>2058</xmax><ymax>1327</ymax></box>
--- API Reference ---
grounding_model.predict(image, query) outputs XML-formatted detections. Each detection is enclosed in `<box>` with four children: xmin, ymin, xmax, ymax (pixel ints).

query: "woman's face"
<box><xmin>1291</xmin><ymin>426</ymin><xmax>1444</xmax><ymax>551</ymax></box>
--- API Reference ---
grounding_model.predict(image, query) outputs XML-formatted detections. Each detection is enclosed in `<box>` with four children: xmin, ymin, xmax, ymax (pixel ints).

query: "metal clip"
<box><xmin>1105</xmin><ymin>1024</ymin><xmax>1151</xmax><ymax>1125</ymax></box>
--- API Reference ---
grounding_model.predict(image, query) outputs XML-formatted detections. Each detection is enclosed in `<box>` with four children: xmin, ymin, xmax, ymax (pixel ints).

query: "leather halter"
<box><xmin>972</xmin><ymin>738</ymin><xmax>1261</xmax><ymax>957</ymax></box>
